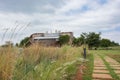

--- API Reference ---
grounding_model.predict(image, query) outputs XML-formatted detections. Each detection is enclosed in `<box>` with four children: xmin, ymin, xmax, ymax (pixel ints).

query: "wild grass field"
<box><xmin>0</xmin><ymin>45</ymin><xmax>120</xmax><ymax>80</ymax></box>
<box><xmin>0</xmin><ymin>45</ymin><xmax>87</xmax><ymax>80</ymax></box>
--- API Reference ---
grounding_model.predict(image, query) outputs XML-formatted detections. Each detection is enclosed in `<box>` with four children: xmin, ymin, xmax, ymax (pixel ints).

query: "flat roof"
<box><xmin>33</xmin><ymin>37</ymin><xmax>59</xmax><ymax>40</ymax></box>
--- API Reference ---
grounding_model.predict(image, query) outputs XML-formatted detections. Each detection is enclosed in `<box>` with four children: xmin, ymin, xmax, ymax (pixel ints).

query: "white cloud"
<box><xmin>0</xmin><ymin>0</ymin><xmax>120</xmax><ymax>44</ymax></box>
<box><xmin>55</xmin><ymin>0</ymin><xmax>88</xmax><ymax>14</ymax></box>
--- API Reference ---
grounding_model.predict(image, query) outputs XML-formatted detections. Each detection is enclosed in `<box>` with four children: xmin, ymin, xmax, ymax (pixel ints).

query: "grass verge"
<box><xmin>82</xmin><ymin>53</ymin><xmax>94</xmax><ymax>80</ymax></box>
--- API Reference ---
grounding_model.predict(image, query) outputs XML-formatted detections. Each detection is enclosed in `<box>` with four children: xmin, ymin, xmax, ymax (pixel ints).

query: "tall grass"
<box><xmin>0</xmin><ymin>45</ymin><xmax>83</xmax><ymax>80</ymax></box>
<box><xmin>0</xmin><ymin>47</ymin><xmax>18</xmax><ymax>80</ymax></box>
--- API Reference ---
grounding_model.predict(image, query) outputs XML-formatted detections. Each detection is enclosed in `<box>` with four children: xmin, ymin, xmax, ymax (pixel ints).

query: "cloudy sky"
<box><xmin>0</xmin><ymin>0</ymin><xmax>120</xmax><ymax>45</ymax></box>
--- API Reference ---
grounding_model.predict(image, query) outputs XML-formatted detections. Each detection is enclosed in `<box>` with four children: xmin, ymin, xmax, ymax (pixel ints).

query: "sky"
<box><xmin>0</xmin><ymin>0</ymin><xmax>120</xmax><ymax>45</ymax></box>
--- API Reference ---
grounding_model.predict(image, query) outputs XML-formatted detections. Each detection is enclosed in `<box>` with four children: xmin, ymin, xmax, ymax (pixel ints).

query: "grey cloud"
<box><xmin>0</xmin><ymin>0</ymin><xmax>64</xmax><ymax>13</ymax></box>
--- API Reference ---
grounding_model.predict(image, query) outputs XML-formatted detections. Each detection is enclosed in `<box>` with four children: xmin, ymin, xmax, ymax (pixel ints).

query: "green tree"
<box><xmin>59</xmin><ymin>35</ymin><xmax>70</xmax><ymax>46</ymax></box>
<box><xmin>19</xmin><ymin>37</ymin><xmax>30</xmax><ymax>47</ymax></box>
<box><xmin>73</xmin><ymin>32</ymin><xmax>119</xmax><ymax>48</ymax></box>
<box><xmin>110</xmin><ymin>41</ymin><xmax>119</xmax><ymax>46</ymax></box>
<box><xmin>72</xmin><ymin>37</ymin><xmax>78</xmax><ymax>46</ymax></box>
<box><xmin>73</xmin><ymin>32</ymin><xmax>101</xmax><ymax>49</ymax></box>
<box><xmin>87</xmin><ymin>32</ymin><xmax>101</xmax><ymax>49</ymax></box>
<box><xmin>100</xmin><ymin>39</ymin><xmax>111</xmax><ymax>47</ymax></box>
<box><xmin>100</xmin><ymin>39</ymin><xmax>119</xmax><ymax>47</ymax></box>
<box><xmin>72</xmin><ymin>33</ymin><xmax>87</xmax><ymax>46</ymax></box>
<box><xmin>80</xmin><ymin>32</ymin><xmax>87</xmax><ymax>45</ymax></box>
<box><xmin>72</xmin><ymin>37</ymin><xmax>83</xmax><ymax>46</ymax></box>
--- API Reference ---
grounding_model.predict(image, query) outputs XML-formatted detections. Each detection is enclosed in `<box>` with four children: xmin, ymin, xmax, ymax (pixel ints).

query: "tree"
<box><xmin>19</xmin><ymin>37</ymin><xmax>30</xmax><ymax>47</ymax></box>
<box><xmin>100</xmin><ymin>39</ymin><xmax>119</xmax><ymax>48</ymax></box>
<box><xmin>73</xmin><ymin>32</ymin><xmax>119</xmax><ymax>48</ymax></box>
<box><xmin>80</xmin><ymin>32</ymin><xmax>87</xmax><ymax>45</ymax></box>
<box><xmin>79</xmin><ymin>32</ymin><xmax>101</xmax><ymax>49</ymax></box>
<box><xmin>59</xmin><ymin>35</ymin><xmax>70</xmax><ymax>46</ymax></box>
<box><xmin>73</xmin><ymin>32</ymin><xmax>101</xmax><ymax>49</ymax></box>
<box><xmin>72</xmin><ymin>37</ymin><xmax>84</xmax><ymax>46</ymax></box>
<box><xmin>87</xmin><ymin>32</ymin><xmax>101</xmax><ymax>49</ymax></box>
<box><xmin>110</xmin><ymin>41</ymin><xmax>119</xmax><ymax>46</ymax></box>
<box><xmin>72</xmin><ymin>37</ymin><xmax>78</xmax><ymax>46</ymax></box>
<box><xmin>100</xmin><ymin>39</ymin><xmax>111</xmax><ymax>47</ymax></box>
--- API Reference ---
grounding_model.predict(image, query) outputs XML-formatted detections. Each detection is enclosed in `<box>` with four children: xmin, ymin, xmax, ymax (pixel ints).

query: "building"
<box><xmin>29</xmin><ymin>32</ymin><xmax>73</xmax><ymax>46</ymax></box>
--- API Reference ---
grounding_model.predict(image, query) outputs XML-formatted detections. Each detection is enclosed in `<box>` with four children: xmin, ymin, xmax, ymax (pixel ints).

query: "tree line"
<box><xmin>72</xmin><ymin>32</ymin><xmax>119</xmax><ymax>49</ymax></box>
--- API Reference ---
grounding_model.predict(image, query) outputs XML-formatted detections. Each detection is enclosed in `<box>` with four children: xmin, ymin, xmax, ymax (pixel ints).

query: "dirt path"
<box><xmin>75</xmin><ymin>66</ymin><xmax>83</xmax><ymax>80</ymax></box>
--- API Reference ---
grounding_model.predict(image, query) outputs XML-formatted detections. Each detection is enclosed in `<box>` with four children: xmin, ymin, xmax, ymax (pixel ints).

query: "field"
<box><xmin>0</xmin><ymin>45</ymin><xmax>86</xmax><ymax>80</ymax></box>
<box><xmin>0</xmin><ymin>46</ymin><xmax>120</xmax><ymax>80</ymax></box>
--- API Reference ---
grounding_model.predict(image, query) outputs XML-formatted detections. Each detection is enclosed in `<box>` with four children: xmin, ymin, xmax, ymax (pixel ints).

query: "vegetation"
<box><xmin>18</xmin><ymin>32</ymin><xmax>119</xmax><ymax>49</ymax></box>
<box><xmin>72</xmin><ymin>37</ymin><xmax>84</xmax><ymax>46</ymax></box>
<box><xmin>19</xmin><ymin>37</ymin><xmax>30</xmax><ymax>47</ymax></box>
<box><xmin>0</xmin><ymin>43</ymin><xmax>120</xmax><ymax>80</ymax></box>
<box><xmin>59</xmin><ymin>35</ymin><xmax>70</xmax><ymax>46</ymax></box>
<box><xmin>86</xmin><ymin>32</ymin><xmax>101</xmax><ymax>49</ymax></box>
<box><xmin>100</xmin><ymin>39</ymin><xmax>111</xmax><ymax>47</ymax></box>
<box><xmin>0</xmin><ymin>48</ymin><xmax>17</xmax><ymax>80</ymax></box>
<box><xmin>0</xmin><ymin>45</ymin><xmax>84</xmax><ymax>80</ymax></box>
<box><xmin>82</xmin><ymin>53</ymin><xmax>94</xmax><ymax>80</ymax></box>
<box><xmin>100</xmin><ymin>39</ymin><xmax>119</xmax><ymax>47</ymax></box>
<box><xmin>108</xmin><ymin>54</ymin><xmax>120</xmax><ymax>63</ymax></box>
<box><xmin>105</xmin><ymin>46</ymin><xmax>120</xmax><ymax>63</ymax></box>
<box><xmin>73</xmin><ymin>32</ymin><xmax>119</xmax><ymax>49</ymax></box>
<box><xmin>0</xmin><ymin>30</ymin><xmax>120</xmax><ymax>80</ymax></box>
<box><xmin>73</xmin><ymin>32</ymin><xmax>101</xmax><ymax>49</ymax></box>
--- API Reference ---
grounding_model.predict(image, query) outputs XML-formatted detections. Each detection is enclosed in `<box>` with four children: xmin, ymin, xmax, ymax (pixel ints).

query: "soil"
<box><xmin>75</xmin><ymin>65</ymin><xmax>86</xmax><ymax>80</ymax></box>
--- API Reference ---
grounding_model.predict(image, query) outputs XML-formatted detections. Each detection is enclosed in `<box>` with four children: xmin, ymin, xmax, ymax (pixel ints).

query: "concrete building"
<box><xmin>29</xmin><ymin>32</ymin><xmax>73</xmax><ymax>46</ymax></box>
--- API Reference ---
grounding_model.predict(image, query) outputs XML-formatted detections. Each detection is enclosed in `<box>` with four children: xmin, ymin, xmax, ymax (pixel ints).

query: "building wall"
<box><xmin>29</xmin><ymin>32</ymin><xmax>73</xmax><ymax>46</ymax></box>
<box><xmin>33</xmin><ymin>39</ymin><xmax>59</xmax><ymax>47</ymax></box>
<box><xmin>30</xmin><ymin>33</ymin><xmax>44</xmax><ymax>43</ymax></box>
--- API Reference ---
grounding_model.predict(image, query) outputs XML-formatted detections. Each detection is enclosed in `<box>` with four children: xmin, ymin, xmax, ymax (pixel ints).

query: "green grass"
<box><xmin>97</xmin><ymin>46</ymin><xmax>120</xmax><ymax>50</ymax></box>
<box><xmin>107</xmin><ymin>53</ymin><xmax>120</xmax><ymax>63</ymax></box>
<box><xmin>82</xmin><ymin>53</ymin><xmax>94</xmax><ymax>80</ymax></box>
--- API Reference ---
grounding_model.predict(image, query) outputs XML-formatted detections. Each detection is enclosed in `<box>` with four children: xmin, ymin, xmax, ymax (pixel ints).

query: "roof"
<box><xmin>44</xmin><ymin>33</ymin><xmax>60</xmax><ymax>37</ymax></box>
<box><xmin>33</xmin><ymin>37</ymin><xmax>59</xmax><ymax>40</ymax></box>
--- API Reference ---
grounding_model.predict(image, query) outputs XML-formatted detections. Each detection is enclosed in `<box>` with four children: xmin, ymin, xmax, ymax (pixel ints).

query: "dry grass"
<box><xmin>0</xmin><ymin>45</ymin><xmax>84</xmax><ymax>80</ymax></box>
<box><xmin>0</xmin><ymin>47</ymin><xmax>18</xmax><ymax>80</ymax></box>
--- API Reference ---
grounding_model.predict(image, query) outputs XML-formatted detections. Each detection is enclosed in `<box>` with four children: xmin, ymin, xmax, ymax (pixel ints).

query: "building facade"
<box><xmin>29</xmin><ymin>32</ymin><xmax>73</xmax><ymax>46</ymax></box>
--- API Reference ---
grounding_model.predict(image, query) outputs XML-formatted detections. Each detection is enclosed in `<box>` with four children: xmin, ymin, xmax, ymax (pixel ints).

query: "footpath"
<box><xmin>92</xmin><ymin>54</ymin><xmax>120</xmax><ymax>80</ymax></box>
